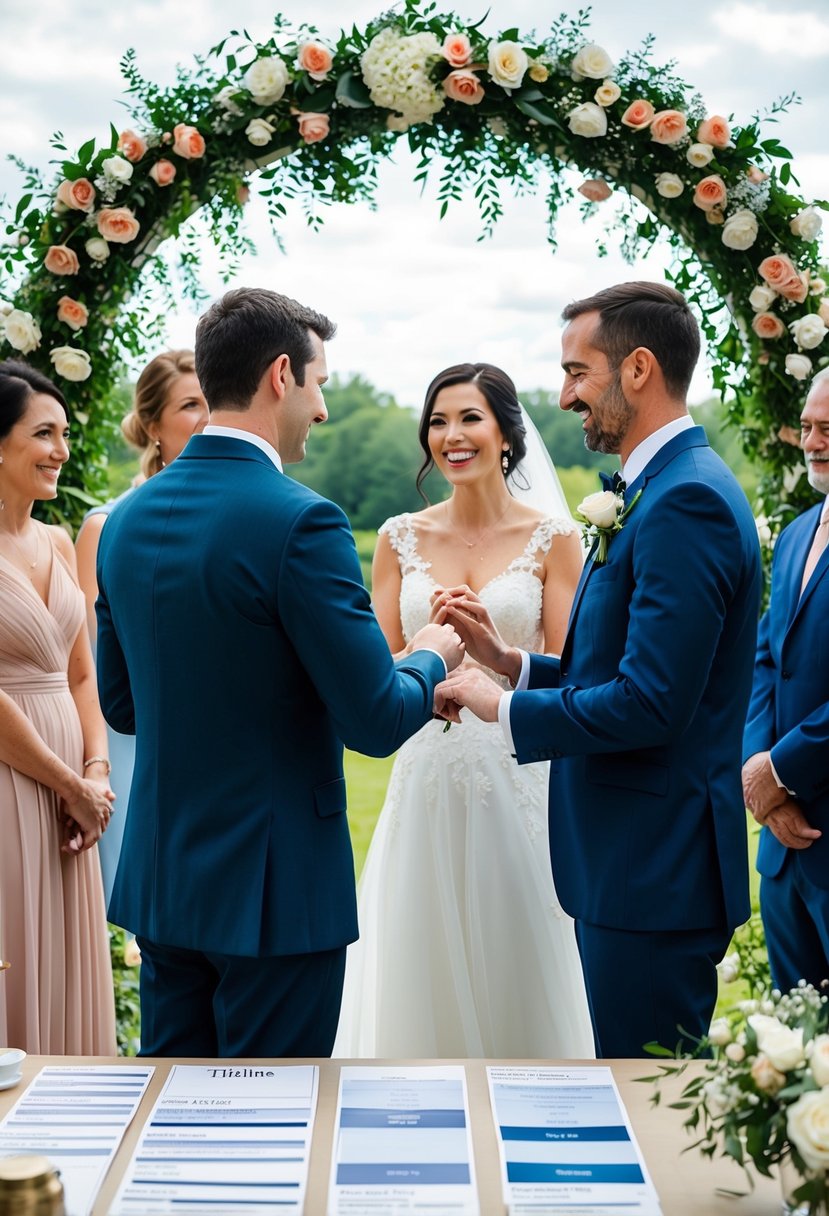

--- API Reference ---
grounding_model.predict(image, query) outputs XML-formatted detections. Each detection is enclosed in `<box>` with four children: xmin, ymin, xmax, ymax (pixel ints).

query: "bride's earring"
<box><xmin>502</xmin><ymin>448</ymin><xmax>511</xmax><ymax>475</ymax></box>
<box><xmin>155</xmin><ymin>439</ymin><xmax>165</xmax><ymax>468</ymax></box>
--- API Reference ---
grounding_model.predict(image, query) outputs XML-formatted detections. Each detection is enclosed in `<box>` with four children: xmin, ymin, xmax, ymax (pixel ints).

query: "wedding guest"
<box><xmin>75</xmin><ymin>350</ymin><xmax>208</xmax><ymax>906</ymax></box>
<box><xmin>0</xmin><ymin>360</ymin><xmax>116</xmax><ymax>1054</ymax></box>
<box><xmin>436</xmin><ymin>282</ymin><xmax>762</xmax><ymax>1058</ymax></box>
<box><xmin>743</xmin><ymin>367</ymin><xmax>829</xmax><ymax>991</ymax></box>
<box><xmin>335</xmin><ymin>363</ymin><xmax>594</xmax><ymax>1058</ymax></box>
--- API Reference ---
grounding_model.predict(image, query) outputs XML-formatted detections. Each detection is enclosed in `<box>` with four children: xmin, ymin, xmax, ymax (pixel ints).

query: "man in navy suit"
<box><xmin>436</xmin><ymin>282</ymin><xmax>761</xmax><ymax>1057</ymax></box>
<box><xmin>743</xmin><ymin>368</ymin><xmax>829</xmax><ymax>992</ymax></box>
<box><xmin>96</xmin><ymin>287</ymin><xmax>464</xmax><ymax>1057</ymax></box>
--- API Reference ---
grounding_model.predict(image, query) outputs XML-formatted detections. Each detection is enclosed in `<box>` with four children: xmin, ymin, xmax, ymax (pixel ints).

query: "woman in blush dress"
<box><xmin>74</xmin><ymin>350</ymin><xmax>208</xmax><ymax>907</ymax></box>
<box><xmin>0</xmin><ymin>361</ymin><xmax>116</xmax><ymax>1054</ymax></box>
<box><xmin>334</xmin><ymin>363</ymin><xmax>595</xmax><ymax>1058</ymax></box>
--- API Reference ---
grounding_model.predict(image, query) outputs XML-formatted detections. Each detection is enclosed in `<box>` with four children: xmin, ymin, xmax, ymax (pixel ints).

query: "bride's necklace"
<box><xmin>445</xmin><ymin>499</ymin><xmax>513</xmax><ymax>550</ymax></box>
<box><xmin>0</xmin><ymin>524</ymin><xmax>39</xmax><ymax>575</ymax></box>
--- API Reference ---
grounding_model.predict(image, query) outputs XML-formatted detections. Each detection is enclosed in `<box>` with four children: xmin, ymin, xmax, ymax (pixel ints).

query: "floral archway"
<box><xmin>1</xmin><ymin>1</ymin><xmax>826</xmax><ymax>530</ymax></box>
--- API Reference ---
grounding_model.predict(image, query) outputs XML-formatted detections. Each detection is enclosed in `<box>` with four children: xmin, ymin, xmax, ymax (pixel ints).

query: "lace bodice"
<box><xmin>381</xmin><ymin>512</ymin><xmax>575</xmax><ymax>684</ymax></box>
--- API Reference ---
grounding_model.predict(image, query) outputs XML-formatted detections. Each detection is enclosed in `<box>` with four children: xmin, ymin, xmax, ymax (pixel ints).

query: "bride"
<box><xmin>334</xmin><ymin>362</ymin><xmax>595</xmax><ymax>1058</ymax></box>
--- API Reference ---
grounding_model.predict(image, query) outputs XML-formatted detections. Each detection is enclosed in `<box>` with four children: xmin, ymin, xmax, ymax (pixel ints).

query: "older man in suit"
<box><xmin>743</xmin><ymin>367</ymin><xmax>829</xmax><ymax>992</ymax></box>
<box><xmin>96</xmin><ymin>287</ymin><xmax>463</xmax><ymax>1057</ymax></box>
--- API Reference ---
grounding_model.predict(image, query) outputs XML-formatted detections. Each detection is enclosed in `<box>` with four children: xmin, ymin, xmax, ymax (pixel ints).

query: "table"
<box><xmin>0</xmin><ymin>1056</ymin><xmax>783</xmax><ymax>1214</ymax></box>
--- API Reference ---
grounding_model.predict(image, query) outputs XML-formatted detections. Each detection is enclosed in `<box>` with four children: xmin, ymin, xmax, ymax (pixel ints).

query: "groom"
<box><xmin>96</xmin><ymin>287</ymin><xmax>463</xmax><ymax>1057</ymax></box>
<box><xmin>436</xmin><ymin>281</ymin><xmax>762</xmax><ymax>1057</ymax></box>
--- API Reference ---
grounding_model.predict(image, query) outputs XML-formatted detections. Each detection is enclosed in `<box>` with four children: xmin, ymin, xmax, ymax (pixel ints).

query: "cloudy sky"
<box><xmin>1</xmin><ymin>0</ymin><xmax>827</xmax><ymax>408</ymax></box>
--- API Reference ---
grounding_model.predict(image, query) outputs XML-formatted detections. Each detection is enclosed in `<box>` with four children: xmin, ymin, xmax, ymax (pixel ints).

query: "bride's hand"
<box><xmin>434</xmin><ymin>586</ymin><xmax>520</xmax><ymax>681</ymax></box>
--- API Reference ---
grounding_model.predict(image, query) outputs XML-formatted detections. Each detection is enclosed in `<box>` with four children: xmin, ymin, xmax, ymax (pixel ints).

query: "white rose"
<box><xmin>810</xmin><ymin>1034</ymin><xmax>829</xmax><ymax>1087</ymax></box>
<box><xmin>790</xmin><ymin>314</ymin><xmax>828</xmax><ymax>351</ymax></box>
<box><xmin>487</xmin><ymin>40</ymin><xmax>529</xmax><ymax>89</ymax></box>
<box><xmin>101</xmin><ymin>154</ymin><xmax>133</xmax><ymax>184</ymax></box>
<box><xmin>788</xmin><ymin>1089</ymin><xmax>829</xmax><ymax>1171</ymax></box>
<box><xmin>721</xmin><ymin>208</ymin><xmax>759</xmax><ymax>251</ymax></box>
<box><xmin>786</xmin><ymin>353</ymin><xmax>813</xmax><ymax>381</ymax></box>
<box><xmin>3</xmin><ymin>308</ymin><xmax>42</xmax><ymax>354</ymax></box>
<box><xmin>708</xmin><ymin>1017</ymin><xmax>733</xmax><ymax>1046</ymax></box>
<box><xmin>215</xmin><ymin>85</ymin><xmax>244</xmax><ymax>116</ymax></box>
<box><xmin>577</xmin><ymin>490</ymin><xmax>621</xmax><ymax>528</ymax></box>
<box><xmin>716</xmin><ymin>952</ymin><xmax>740</xmax><ymax>984</ymax></box>
<box><xmin>49</xmin><ymin>345</ymin><xmax>92</xmax><ymax>382</ymax></box>
<box><xmin>245</xmin><ymin>117</ymin><xmax>275</xmax><ymax>147</ymax></box>
<box><xmin>686</xmin><ymin>142</ymin><xmax>714</xmax><ymax>168</ymax></box>
<box><xmin>85</xmin><ymin>237</ymin><xmax>110</xmax><ymax>263</ymax></box>
<box><xmin>594</xmin><ymin>79</ymin><xmax>621</xmax><ymax>107</ymax></box>
<box><xmin>655</xmin><ymin>173</ymin><xmax>684</xmax><ymax>199</ymax></box>
<box><xmin>0</xmin><ymin>299</ymin><xmax>12</xmax><ymax>316</ymax></box>
<box><xmin>791</xmin><ymin>206</ymin><xmax>823</xmax><ymax>241</ymax></box>
<box><xmin>571</xmin><ymin>43</ymin><xmax>614</xmax><ymax>80</ymax></box>
<box><xmin>749</xmin><ymin>1013</ymin><xmax>806</xmax><ymax>1071</ymax></box>
<box><xmin>810</xmin><ymin>277</ymin><xmax>827</xmax><ymax>297</ymax></box>
<box><xmin>749</xmin><ymin>284</ymin><xmax>777</xmax><ymax>312</ymax></box>
<box><xmin>725</xmin><ymin>1042</ymin><xmax>746</xmax><ymax>1062</ymax></box>
<box><xmin>568</xmin><ymin>102</ymin><xmax>608</xmax><ymax>138</ymax></box>
<box><xmin>245</xmin><ymin>56</ymin><xmax>289</xmax><ymax>104</ymax></box>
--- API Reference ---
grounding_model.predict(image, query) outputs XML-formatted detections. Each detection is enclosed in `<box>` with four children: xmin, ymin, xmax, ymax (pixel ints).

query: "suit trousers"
<box><xmin>575</xmin><ymin>921</ymin><xmax>731</xmax><ymax>1058</ymax></box>
<box><xmin>136</xmin><ymin>937</ymin><xmax>347</xmax><ymax>1057</ymax></box>
<box><xmin>761</xmin><ymin>854</ymin><xmax>829</xmax><ymax>993</ymax></box>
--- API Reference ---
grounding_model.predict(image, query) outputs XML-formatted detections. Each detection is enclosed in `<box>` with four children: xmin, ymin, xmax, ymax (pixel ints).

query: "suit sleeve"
<box><xmin>277</xmin><ymin>496</ymin><xmax>444</xmax><ymax>757</ymax></box>
<box><xmin>742</xmin><ymin>606</ymin><xmax>777</xmax><ymax>762</ymax></box>
<box><xmin>511</xmin><ymin>482</ymin><xmax>755</xmax><ymax>761</ymax></box>
<box><xmin>770</xmin><ymin>703</ymin><xmax>829</xmax><ymax>803</ymax></box>
<box><xmin>527</xmin><ymin>653</ymin><xmax>562</xmax><ymax>689</ymax></box>
<box><xmin>95</xmin><ymin>532</ymin><xmax>136</xmax><ymax>735</ymax></box>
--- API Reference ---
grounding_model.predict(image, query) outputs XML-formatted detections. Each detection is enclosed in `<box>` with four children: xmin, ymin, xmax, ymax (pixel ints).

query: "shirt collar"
<box><xmin>622</xmin><ymin>415</ymin><xmax>695</xmax><ymax>485</ymax></box>
<box><xmin>201</xmin><ymin>425</ymin><xmax>283</xmax><ymax>471</ymax></box>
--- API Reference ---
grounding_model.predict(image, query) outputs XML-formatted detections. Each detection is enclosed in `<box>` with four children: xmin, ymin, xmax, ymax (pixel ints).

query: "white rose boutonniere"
<box><xmin>575</xmin><ymin>486</ymin><xmax>642</xmax><ymax>565</ymax></box>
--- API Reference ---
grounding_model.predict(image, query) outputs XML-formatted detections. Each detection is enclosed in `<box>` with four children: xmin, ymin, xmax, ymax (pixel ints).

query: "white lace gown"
<box><xmin>334</xmin><ymin>513</ymin><xmax>595</xmax><ymax>1059</ymax></box>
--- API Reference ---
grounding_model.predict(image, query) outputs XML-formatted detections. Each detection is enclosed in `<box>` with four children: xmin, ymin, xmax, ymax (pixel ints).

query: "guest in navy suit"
<box><xmin>435</xmin><ymin>282</ymin><xmax>762</xmax><ymax>1057</ymax></box>
<box><xmin>96</xmin><ymin>288</ymin><xmax>464</xmax><ymax>1058</ymax></box>
<box><xmin>743</xmin><ymin>368</ymin><xmax>829</xmax><ymax>992</ymax></box>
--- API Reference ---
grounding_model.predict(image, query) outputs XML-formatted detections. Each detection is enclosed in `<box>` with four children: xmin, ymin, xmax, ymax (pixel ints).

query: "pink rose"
<box><xmin>697</xmin><ymin>115</ymin><xmax>730</xmax><ymax>148</ymax></box>
<box><xmin>443</xmin><ymin>69</ymin><xmax>485</xmax><ymax>105</ymax></box>
<box><xmin>149</xmin><ymin>159</ymin><xmax>177</xmax><ymax>187</ymax></box>
<box><xmin>172</xmin><ymin>123</ymin><xmax>206</xmax><ymax>159</ymax></box>
<box><xmin>819</xmin><ymin>299</ymin><xmax>829</xmax><ymax>326</ymax></box>
<box><xmin>746</xmin><ymin>166</ymin><xmax>769</xmax><ymax>184</ymax></box>
<box><xmin>236</xmin><ymin>184</ymin><xmax>250</xmax><ymax>206</ymax></box>
<box><xmin>751</xmin><ymin>312</ymin><xmax>785</xmax><ymax>340</ymax></box>
<box><xmin>758</xmin><ymin>254</ymin><xmax>809</xmax><ymax>302</ymax></box>
<box><xmin>96</xmin><ymin>207</ymin><xmax>141</xmax><ymax>243</ymax></box>
<box><xmin>578</xmin><ymin>178</ymin><xmax>612</xmax><ymax>202</ymax></box>
<box><xmin>56</xmin><ymin>296</ymin><xmax>89</xmax><ymax>331</ymax></box>
<box><xmin>117</xmin><ymin>129</ymin><xmax>147</xmax><ymax>162</ymax></box>
<box><xmin>44</xmin><ymin>245</ymin><xmax>80</xmax><ymax>276</ymax></box>
<box><xmin>693</xmin><ymin>174</ymin><xmax>727</xmax><ymax>212</ymax></box>
<box><xmin>297</xmin><ymin>40</ymin><xmax>333</xmax><ymax>81</ymax></box>
<box><xmin>56</xmin><ymin>177</ymin><xmax>96</xmax><ymax>212</ymax></box>
<box><xmin>620</xmin><ymin>99</ymin><xmax>654</xmax><ymax>130</ymax></box>
<box><xmin>650</xmin><ymin>109</ymin><xmax>688</xmax><ymax>145</ymax></box>
<box><xmin>442</xmin><ymin>33</ymin><xmax>472</xmax><ymax>67</ymax></box>
<box><xmin>297</xmin><ymin>112</ymin><xmax>330</xmax><ymax>144</ymax></box>
<box><xmin>780</xmin><ymin>275</ymin><xmax>809</xmax><ymax>304</ymax></box>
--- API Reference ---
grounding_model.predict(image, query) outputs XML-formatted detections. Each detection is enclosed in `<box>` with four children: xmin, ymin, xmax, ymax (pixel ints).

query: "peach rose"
<box><xmin>751</xmin><ymin>312</ymin><xmax>785</xmax><ymax>340</ymax></box>
<box><xmin>56</xmin><ymin>296</ymin><xmax>89</xmax><ymax>331</ymax></box>
<box><xmin>172</xmin><ymin>123</ymin><xmax>206</xmax><ymax>159</ymax></box>
<box><xmin>117</xmin><ymin>129</ymin><xmax>147</xmax><ymax>162</ymax></box>
<box><xmin>96</xmin><ymin>207</ymin><xmax>140</xmax><ymax>243</ymax></box>
<box><xmin>819</xmin><ymin>298</ymin><xmax>829</xmax><ymax>326</ymax></box>
<box><xmin>297</xmin><ymin>112</ymin><xmax>330</xmax><ymax>144</ymax></box>
<box><xmin>620</xmin><ymin>99</ymin><xmax>654</xmax><ymax>130</ymax></box>
<box><xmin>56</xmin><ymin>177</ymin><xmax>96</xmax><ymax>212</ymax></box>
<box><xmin>528</xmin><ymin>61</ymin><xmax>549</xmax><ymax>83</ymax></box>
<box><xmin>149</xmin><ymin>159</ymin><xmax>177</xmax><ymax>187</ymax></box>
<box><xmin>442</xmin><ymin>32</ymin><xmax>472</xmax><ymax>67</ymax></box>
<box><xmin>759</xmin><ymin>254</ymin><xmax>809</xmax><ymax>302</ymax></box>
<box><xmin>44</xmin><ymin>245</ymin><xmax>80</xmax><ymax>276</ymax></box>
<box><xmin>693</xmin><ymin>174</ymin><xmax>727</xmax><ymax>212</ymax></box>
<box><xmin>746</xmin><ymin>166</ymin><xmax>769</xmax><ymax>184</ymax></box>
<box><xmin>578</xmin><ymin>178</ymin><xmax>612</xmax><ymax>202</ymax></box>
<box><xmin>650</xmin><ymin>109</ymin><xmax>688</xmax><ymax>145</ymax></box>
<box><xmin>697</xmin><ymin>115</ymin><xmax>730</xmax><ymax>148</ymax></box>
<box><xmin>297</xmin><ymin>40</ymin><xmax>333</xmax><ymax>81</ymax></box>
<box><xmin>443</xmin><ymin>69</ymin><xmax>485</xmax><ymax>105</ymax></box>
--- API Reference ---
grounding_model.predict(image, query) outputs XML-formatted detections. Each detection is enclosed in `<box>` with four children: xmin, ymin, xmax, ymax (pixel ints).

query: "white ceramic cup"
<box><xmin>0</xmin><ymin>1048</ymin><xmax>26</xmax><ymax>1083</ymax></box>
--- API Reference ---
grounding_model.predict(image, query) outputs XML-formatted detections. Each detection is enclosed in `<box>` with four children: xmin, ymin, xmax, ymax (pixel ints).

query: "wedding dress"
<box><xmin>334</xmin><ymin>512</ymin><xmax>595</xmax><ymax>1058</ymax></box>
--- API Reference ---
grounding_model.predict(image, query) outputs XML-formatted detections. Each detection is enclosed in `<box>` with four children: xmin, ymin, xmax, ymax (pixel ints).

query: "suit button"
<box><xmin>560</xmin><ymin>669</ymin><xmax>568</xmax><ymax>680</ymax></box>
<box><xmin>782</xmin><ymin>671</ymin><xmax>792</xmax><ymax>681</ymax></box>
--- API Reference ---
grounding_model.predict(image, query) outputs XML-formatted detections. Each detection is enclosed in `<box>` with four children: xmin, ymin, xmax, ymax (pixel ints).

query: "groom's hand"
<box><xmin>431</xmin><ymin>586</ymin><xmax>522</xmax><ymax>684</ymax></box>
<box><xmin>409</xmin><ymin>623</ymin><xmax>465</xmax><ymax>673</ymax></box>
<box><xmin>763</xmin><ymin>798</ymin><xmax>821</xmax><ymax>850</ymax></box>
<box><xmin>434</xmin><ymin>667</ymin><xmax>503</xmax><ymax>724</ymax></box>
<box><xmin>742</xmin><ymin>751</ymin><xmax>789</xmax><ymax>820</ymax></box>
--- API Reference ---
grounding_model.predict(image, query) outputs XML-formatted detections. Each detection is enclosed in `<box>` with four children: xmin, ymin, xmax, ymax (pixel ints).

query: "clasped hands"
<box><xmin>427</xmin><ymin>586</ymin><xmax>521</xmax><ymax>725</ymax></box>
<box><xmin>741</xmin><ymin>751</ymin><xmax>821</xmax><ymax>851</ymax></box>
<box><xmin>60</xmin><ymin>776</ymin><xmax>115</xmax><ymax>856</ymax></box>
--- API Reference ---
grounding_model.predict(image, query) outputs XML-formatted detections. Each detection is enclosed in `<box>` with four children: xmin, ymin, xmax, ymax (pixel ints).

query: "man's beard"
<box><xmin>807</xmin><ymin>458</ymin><xmax>829</xmax><ymax>496</ymax></box>
<box><xmin>582</xmin><ymin>373</ymin><xmax>634</xmax><ymax>455</ymax></box>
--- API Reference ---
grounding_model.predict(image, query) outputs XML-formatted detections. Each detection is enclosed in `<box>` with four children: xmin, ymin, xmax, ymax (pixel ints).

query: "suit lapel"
<box><xmin>788</xmin><ymin>503</ymin><xmax>829</xmax><ymax>630</ymax></box>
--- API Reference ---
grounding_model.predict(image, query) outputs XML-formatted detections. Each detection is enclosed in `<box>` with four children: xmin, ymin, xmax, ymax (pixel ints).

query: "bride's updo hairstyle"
<box><xmin>121</xmin><ymin>349</ymin><xmax>196</xmax><ymax>480</ymax></box>
<box><xmin>416</xmin><ymin>362</ymin><xmax>528</xmax><ymax>501</ymax></box>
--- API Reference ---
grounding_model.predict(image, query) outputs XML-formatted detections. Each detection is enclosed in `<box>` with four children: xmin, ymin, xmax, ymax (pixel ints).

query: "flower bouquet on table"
<box><xmin>646</xmin><ymin>980</ymin><xmax>829</xmax><ymax>1214</ymax></box>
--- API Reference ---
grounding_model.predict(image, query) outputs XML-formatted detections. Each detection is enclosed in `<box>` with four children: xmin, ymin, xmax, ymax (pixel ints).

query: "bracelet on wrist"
<box><xmin>83</xmin><ymin>756</ymin><xmax>112</xmax><ymax>776</ymax></box>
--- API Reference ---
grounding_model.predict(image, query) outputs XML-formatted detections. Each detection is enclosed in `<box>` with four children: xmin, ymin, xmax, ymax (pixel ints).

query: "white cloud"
<box><xmin>712</xmin><ymin>3</ymin><xmax>829</xmax><ymax>56</ymax></box>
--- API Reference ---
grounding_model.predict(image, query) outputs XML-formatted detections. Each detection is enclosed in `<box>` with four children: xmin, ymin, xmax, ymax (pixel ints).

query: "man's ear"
<box><xmin>268</xmin><ymin>353</ymin><xmax>291</xmax><ymax>401</ymax></box>
<box><xmin>622</xmin><ymin>346</ymin><xmax>656</xmax><ymax>396</ymax></box>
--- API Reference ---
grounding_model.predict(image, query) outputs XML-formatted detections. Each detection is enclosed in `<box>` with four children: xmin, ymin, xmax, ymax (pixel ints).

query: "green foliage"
<box><xmin>108</xmin><ymin>926</ymin><xmax>141</xmax><ymax>1055</ymax></box>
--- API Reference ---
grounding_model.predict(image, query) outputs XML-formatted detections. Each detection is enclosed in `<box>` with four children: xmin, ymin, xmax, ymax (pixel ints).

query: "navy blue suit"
<box><xmin>744</xmin><ymin>499</ymin><xmax>829</xmax><ymax>991</ymax></box>
<box><xmin>510</xmin><ymin>427</ymin><xmax>761</xmax><ymax>1056</ymax></box>
<box><xmin>96</xmin><ymin>435</ymin><xmax>445</xmax><ymax>1056</ymax></box>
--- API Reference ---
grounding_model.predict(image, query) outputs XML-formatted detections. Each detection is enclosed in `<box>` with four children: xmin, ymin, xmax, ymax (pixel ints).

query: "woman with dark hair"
<box><xmin>0</xmin><ymin>360</ymin><xmax>116</xmax><ymax>1054</ymax></box>
<box><xmin>334</xmin><ymin>363</ymin><xmax>594</xmax><ymax>1057</ymax></box>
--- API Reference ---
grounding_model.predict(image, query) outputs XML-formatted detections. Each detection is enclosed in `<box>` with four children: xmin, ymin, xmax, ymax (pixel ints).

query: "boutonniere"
<box><xmin>574</xmin><ymin>488</ymin><xmax>643</xmax><ymax>565</ymax></box>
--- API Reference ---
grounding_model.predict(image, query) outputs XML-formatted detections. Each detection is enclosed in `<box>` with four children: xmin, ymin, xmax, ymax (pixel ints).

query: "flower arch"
<box><xmin>1</xmin><ymin>1</ymin><xmax>826</xmax><ymax>529</ymax></box>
